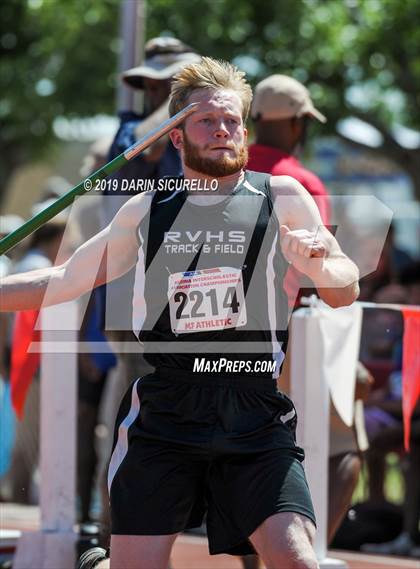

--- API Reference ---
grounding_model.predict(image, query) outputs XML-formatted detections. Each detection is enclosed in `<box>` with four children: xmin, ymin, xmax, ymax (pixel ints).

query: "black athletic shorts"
<box><xmin>108</xmin><ymin>367</ymin><xmax>316</xmax><ymax>556</ymax></box>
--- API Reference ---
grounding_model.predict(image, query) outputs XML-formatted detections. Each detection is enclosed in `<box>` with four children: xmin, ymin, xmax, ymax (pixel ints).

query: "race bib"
<box><xmin>168</xmin><ymin>267</ymin><xmax>247</xmax><ymax>334</ymax></box>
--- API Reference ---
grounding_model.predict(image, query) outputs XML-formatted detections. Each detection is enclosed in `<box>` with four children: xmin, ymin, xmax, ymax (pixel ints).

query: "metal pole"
<box><xmin>117</xmin><ymin>0</ymin><xmax>139</xmax><ymax>112</ymax></box>
<box><xmin>117</xmin><ymin>0</ymin><xmax>145</xmax><ymax>113</ymax></box>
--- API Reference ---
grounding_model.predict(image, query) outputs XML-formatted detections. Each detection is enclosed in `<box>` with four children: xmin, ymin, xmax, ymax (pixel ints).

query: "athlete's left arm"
<box><xmin>270</xmin><ymin>175</ymin><xmax>360</xmax><ymax>308</ymax></box>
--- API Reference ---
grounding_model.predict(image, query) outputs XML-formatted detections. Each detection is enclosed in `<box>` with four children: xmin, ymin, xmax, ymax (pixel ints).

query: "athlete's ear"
<box><xmin>170</xmin><ymin>128</ymin><xmax>184</xmax><ymax>150</ymax></box>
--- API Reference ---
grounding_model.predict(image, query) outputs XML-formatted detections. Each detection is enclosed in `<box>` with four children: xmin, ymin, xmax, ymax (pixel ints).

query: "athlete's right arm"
<box><xmin>0</xmin><ymin>192</ymin><xmax>153</xmax><ymax>312</ymax></box>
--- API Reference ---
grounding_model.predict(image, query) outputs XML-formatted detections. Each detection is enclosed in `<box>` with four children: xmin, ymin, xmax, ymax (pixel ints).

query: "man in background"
<box><xmin>248</xmin><ymin>74</ymin><xmax>329</xmax><ymax>225</ymax></box>
<box><xmin>102</xmin><ymin>37</ymin><xmax>201</xmax><ymax>224</ymax></box>
<box><xmin>248</xmin><ymin>74</ymin><xmax>365</xmax><ymax>545</ymax></box>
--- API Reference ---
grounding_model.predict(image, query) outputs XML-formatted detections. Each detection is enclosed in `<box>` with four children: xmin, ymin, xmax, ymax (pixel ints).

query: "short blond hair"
<box><xmin>169</xmin><ymin>57</ymin><xmax>252</xmax><ymax>121</ymax></box>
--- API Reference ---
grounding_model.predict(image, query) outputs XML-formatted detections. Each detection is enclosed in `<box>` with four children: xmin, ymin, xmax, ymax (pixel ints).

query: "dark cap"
<box><xmin>122</xmin><ymin>37</ymin><xmax>201</xmax><ymax>89</ymax></box>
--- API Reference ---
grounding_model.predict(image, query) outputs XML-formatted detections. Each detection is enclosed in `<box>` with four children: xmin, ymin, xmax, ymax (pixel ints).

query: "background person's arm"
<box><xmin>271</xmin><ymin>175</ymin><xmax>359</xmax><ymax>308</ymax></box>
<box><xmin>0</xmin><ymin>193</ymin><xmax>152</xmax><ymax>312</ymax></box>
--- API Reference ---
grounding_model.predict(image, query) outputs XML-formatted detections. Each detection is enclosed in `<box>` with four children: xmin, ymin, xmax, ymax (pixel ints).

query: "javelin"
<box><xmin>0</xmin><ymin>102</ymin><xmax>198</xmax><ymax>256</ymax></box>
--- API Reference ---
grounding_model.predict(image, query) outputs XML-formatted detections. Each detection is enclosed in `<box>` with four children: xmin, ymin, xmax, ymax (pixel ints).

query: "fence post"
<box><xmin>291</xmin><ymin>306</ymin><xmax>348</xmax><ymax>569</ymax></box>
<box><xmin>13</xmin><ymin>301</ymin><xmax>78</xmax><ymax>569</ymax></box>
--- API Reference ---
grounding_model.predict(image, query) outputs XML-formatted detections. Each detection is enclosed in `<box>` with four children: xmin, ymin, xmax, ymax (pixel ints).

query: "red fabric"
<box><xmin>10</xmin><ymin>310</ymin><xmax>41</xmax><ymax>419</ymax></box>
<box><xmin>247</xmin><ymin>144</ymin><xmax>331</xmax><ymax>222</ymax></box>
<box><xmin>402</xmin><ymin>309</ymin><xmax>420</xmax><ymax>451</ymax></box>
<box><xmin>247</xmin><ymin>144</ymin><xmax>331</xmax><ymax>305</ymax></box>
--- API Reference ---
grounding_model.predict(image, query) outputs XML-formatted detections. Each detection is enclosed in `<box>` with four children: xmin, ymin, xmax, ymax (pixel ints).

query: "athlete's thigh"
<box><xmin>109</xmin><ymin>375</ymin><xmax>210</xmax><ymax>536</ymax></box>
<box><xmin>110</xmin><ymin>533</ymin><xmax>178</xmax><ymax>569</ymax></box>
<box><xmin>110</xmin><ymin>437</ymin><xmax>208</xmax><ymax>536</ymax></box>
<box><xmin>249</xmin><ymin>512</ymin><xmax>317</xmax><ymax>569</ymax></box>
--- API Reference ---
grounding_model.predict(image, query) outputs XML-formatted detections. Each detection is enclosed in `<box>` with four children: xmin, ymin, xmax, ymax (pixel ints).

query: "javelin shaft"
<box><xmin>0</xmin><ymin>103</ymin><xmax>198</xmax><ymax>256</ymax></box>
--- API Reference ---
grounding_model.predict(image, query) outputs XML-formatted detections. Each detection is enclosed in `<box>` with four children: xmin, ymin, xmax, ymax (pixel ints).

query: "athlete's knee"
<box><xmin>290</xmin><ymin>524</ymin><xmax>318</xmax><ymax>568</ymax></box>
<box><xmin>261</xmin><ymin>532</ymin><xmax>317</xmax><ymax>568</ymax></box>
<box><xmin>293</xmin><ymin>560</ymin><xmax>318</xmax><ymax>569</ymax></box>
<box><xmin>277</xmin><ymin>524</ymin><xmax>317</xmax><ymax>568</ymax></box>
<box><xmin>251</xmin><ymin>512</ymin><xmax>318</xmax><ymax>569</ymax></box>
<box><xmin>290</xmin><ymin>556</ymin><xmax>319</xmax><ymax>569</ymax></box>
<box><xmin>266</xmin><ymin>546</ymin><xmax>318</xmax><ymax>569</ymax></box>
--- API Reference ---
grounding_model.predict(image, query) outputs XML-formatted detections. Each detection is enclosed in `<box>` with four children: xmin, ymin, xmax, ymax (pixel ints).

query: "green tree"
<box><xmin>2</xmin><ymin>0</ymin><xmax>419</xmax><ymax>206</ymax></box>
<box><xmin>0</xmin><ymin>0</ymin><xmax>120</xmax><ymax>206</ymax></box>
<box><xmin>147</xmin><ymin>0</ymin><xmax>420</xmax><ymax>198</ymax></box>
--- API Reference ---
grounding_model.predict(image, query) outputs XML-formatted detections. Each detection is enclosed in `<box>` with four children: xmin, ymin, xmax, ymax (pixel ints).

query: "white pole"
<box><xmin>13</xmin><ymin>301</ymin><xmax>78</xmax><ymax>569</ymax></box>
<box><xmin>40</xmin><ymin>302</ymin><xmax>78</xmax><ymax>534</ymax></box>
<box><xmin>117</xmin><ymin>0</ymin><xmax>145</xmax><ymax>113</ymax></box>
<box><xmin>291</xmin><ymin>307</ymin><xmax>348</xmax><ymax>569</ymax></box>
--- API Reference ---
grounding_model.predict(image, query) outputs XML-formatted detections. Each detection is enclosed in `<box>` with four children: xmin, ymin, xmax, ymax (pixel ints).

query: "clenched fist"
<box><xmin>280</xmin><ymin>224</ymin><xmax>327</xmax><ymax>275</ymax></box>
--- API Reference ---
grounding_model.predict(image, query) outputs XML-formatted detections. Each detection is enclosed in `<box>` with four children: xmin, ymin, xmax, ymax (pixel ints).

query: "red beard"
<box><xmin>183</xmin><ymin>134</ymin><xmax>248</xmax><ymax>177</ymax></box>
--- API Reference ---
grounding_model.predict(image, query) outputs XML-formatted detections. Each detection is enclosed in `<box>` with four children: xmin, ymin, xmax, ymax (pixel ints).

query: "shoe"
<box><xmin>77</xmin><ymin>547</ymin><xmax>108</xmax><ymax>569</ymax></box>
<box><xmin>361</xmin><ymin>532</ymin><xmax>414</xmax><ymax>556</ymax></box>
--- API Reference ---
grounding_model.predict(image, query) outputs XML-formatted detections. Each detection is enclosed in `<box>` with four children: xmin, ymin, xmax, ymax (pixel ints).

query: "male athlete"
<box><xmin>1</xmin><ymin>58</ymin><xmax>359</xmax><ymax>569</ymax></box>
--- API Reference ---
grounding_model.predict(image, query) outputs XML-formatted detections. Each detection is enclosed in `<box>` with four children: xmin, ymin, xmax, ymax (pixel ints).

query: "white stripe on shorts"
<box><xmin>279</xmin><ymin>408</ymin><xmax>296</xmax><ymax>424</ymax></box>
<box><xmin>107</xmin><ymin>377</ymin><xmax>142</xmax><ymax>494</ymax></box>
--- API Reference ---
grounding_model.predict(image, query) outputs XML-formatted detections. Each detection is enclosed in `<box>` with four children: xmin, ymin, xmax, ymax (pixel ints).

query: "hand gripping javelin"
<box><xmin>0</xmin><ymin>103</ymin><xmax>198</xmax><ymax>256</ymax></box>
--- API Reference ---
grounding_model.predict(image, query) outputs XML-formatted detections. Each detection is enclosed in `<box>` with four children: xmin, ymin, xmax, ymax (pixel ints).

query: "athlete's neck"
<box><xmin>183</xmin><ymin>167</ymin><xmax>245</xmax><ymax>196</ymax></box>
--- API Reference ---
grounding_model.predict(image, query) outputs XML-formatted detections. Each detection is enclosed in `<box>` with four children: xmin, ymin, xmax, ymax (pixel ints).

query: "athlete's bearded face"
<box><xmin>182</xmin><ymin>132</ymin><xmax>248</xmax><ymax>177</ymax></box>
<box><xmin>172</xmin><ymin>88</ymin><xmax>248</xmax><ymax>177</ymax></box>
